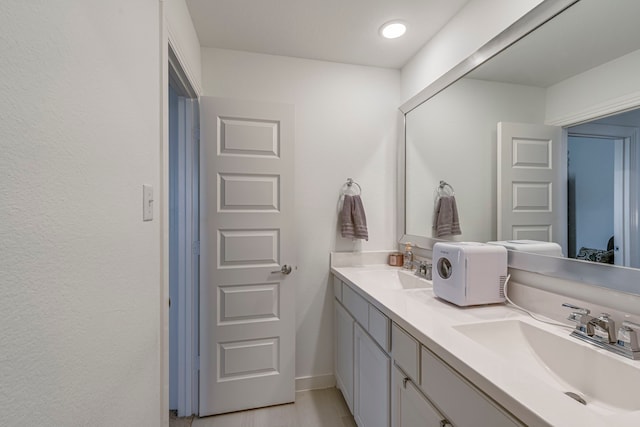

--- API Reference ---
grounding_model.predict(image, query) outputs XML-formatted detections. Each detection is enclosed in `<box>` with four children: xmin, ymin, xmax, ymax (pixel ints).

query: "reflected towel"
<box><xmin>432</xmin><ymin>195</ymin><xmax>461</xmax><ymax>237</ymax></box>
<box><xmin>341</xmin><ymin>195</ymin><xmax>369</xmax><ymax>241</ymax></box>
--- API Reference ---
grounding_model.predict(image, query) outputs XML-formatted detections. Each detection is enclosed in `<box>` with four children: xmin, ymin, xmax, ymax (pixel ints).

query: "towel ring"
<box><xmin>344</xmin><ymin>178</ymin><xmax>362</xmax><ymax>195</ymax></box>
<box><xmin>438</xmin><ymin>180</ymin><xmax>455</xmax><ymax>196</ymax></box>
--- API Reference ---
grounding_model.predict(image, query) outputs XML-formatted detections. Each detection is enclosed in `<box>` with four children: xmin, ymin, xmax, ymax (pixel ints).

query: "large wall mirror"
<box><xmin>399</xmin><ymin>0</ymin><xmax>640</xmax><ymax>295</ymax></box>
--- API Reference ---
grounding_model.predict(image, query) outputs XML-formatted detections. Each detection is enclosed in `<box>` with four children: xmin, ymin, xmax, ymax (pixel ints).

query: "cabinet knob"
<box><xmin>439</xmin><ymin>420</ymin><xmax>452</xmax><ymax>427</ymax></box>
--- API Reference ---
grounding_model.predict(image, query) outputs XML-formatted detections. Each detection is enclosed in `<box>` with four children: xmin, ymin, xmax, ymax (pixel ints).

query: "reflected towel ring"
<box><xmin>344</xmin><ymin>178</ymin><xmax>362</xmax><ymax>195</ymax></box>
<box><xmin>438</xmin><ymin>180</ymin><xmax>455</xmax><ymax>196</ymax></box>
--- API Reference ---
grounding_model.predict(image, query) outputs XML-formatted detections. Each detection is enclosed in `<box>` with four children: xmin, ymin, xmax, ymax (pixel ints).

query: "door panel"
<box><xmin>218</xmin><ymin>173</ymin><xmax>280</xmax><ymax>212</ymax></box>
<box><xmin>199</xmin><ymin>97</ymin><xmax>295</xmax><ymax>416</ymax></box>
<box><xmin>218</xmin><ymin>283</ymin><xmax>279</xmax><ymax>323</ymax></box>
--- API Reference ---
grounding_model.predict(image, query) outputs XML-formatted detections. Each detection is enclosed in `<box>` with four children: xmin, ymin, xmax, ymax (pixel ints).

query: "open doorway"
<box><xmin>567</xmin><ymin>112</ymin><xmax>640</xmax><ymax>268</ymax></box>
<box><xmin>567</xmin><ymin>136</ymin><xmax>616</xmax><ymax>261</ymax></box>
<box><xmin>168</xmin><ymin>46</ymin><xmax>200</xmax><ymax>421</ymax></box>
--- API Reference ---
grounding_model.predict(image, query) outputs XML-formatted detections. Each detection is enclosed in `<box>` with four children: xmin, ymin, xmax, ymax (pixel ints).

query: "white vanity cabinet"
<box><xmin>334</xmin><ymin>273</ymin><xmax>521</xmax><ymax>427</ymax></box>
<box><xmin>354</xmin><ymin>323</ymin><xmax>390</xmax><ymax>427</ymax></box>
<box><xmin>334</xmin><ymin>278</ymin><xmax>391</xmax><ymax>427</ymax></box>
<box><xmin>392</xmin><ymin>365</ymin><xmax>450</xmax><ymax>427</ymax></box>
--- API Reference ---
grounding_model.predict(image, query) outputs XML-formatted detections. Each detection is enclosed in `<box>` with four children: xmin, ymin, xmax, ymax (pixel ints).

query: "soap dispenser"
<box><xmin>403</xmin><ymin>243</ymin><xmax>414</xmax><ymax>269</ymax></box>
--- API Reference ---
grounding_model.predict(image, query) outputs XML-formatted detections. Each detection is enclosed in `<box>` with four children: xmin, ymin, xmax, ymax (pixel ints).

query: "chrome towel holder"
<box><xmin>343</xmin><ymin>178</ymin><xmax>362</xmax><ymax>195</ymax></box>
<box><xmin>438</xmin><ymin>180</ymin><xmax>455</xmax><ymax>196</ymax></box>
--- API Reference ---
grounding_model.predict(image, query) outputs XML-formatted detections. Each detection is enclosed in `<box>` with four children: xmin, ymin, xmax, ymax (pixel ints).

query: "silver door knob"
<box><xmin>271</xmin><ymin>264</ymin><xmax>293</xmax><ymax>275</ymax></box>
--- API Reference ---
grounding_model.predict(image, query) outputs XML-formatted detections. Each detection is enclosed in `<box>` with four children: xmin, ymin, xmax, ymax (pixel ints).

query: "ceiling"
<box><xmin>185</xmin><ymin>0</ymin><xmax>470</xmax><ymax>69</ymax></box>
<box><xmin>468</xmin><ymin>0</ymin><xmax>640</xmax><ymax>88</ymax></box>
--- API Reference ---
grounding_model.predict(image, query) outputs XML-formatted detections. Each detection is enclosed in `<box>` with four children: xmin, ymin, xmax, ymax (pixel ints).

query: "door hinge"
<box><xmin>192</xmin><ymin>241</ymin><xmax>200</xmax><ymax>255</ymax></box>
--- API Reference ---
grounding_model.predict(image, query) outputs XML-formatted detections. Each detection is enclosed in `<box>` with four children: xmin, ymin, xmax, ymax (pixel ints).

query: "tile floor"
<box><xmin>170</xmin><ymin>387</ymin><xmax>356</xmax><ymax>427</ymax></box>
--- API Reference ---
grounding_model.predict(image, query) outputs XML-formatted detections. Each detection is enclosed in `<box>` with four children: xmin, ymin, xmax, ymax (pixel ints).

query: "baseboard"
<box><xmin>295</xmin><ymin>373</ymin><xmax>336</xmax><ymax>392</ymax></box>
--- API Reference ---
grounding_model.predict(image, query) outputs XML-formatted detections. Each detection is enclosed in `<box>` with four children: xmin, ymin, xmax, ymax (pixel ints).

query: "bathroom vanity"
<box><xmin>331</xmin><ymin>252</ymin><xmax>640</xmax><ymax>427</ymax></box>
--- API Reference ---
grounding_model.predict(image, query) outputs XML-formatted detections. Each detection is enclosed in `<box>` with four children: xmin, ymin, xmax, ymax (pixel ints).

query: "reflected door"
<box><xmin>497</xmin><ymin>122</ymin><xmax>565</xmax><ymax>252</ymax></box>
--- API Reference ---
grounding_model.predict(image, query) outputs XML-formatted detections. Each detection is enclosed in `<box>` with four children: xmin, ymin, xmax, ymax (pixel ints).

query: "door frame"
<box><xmin>168</xmin><ymin>46</ymin><xmax>200</xmax><ymax>417</ymax></box>
<box><xmin>162</xmin><ymin>15</ymin><xmax>203</xmax><ymax>419</ymax></box>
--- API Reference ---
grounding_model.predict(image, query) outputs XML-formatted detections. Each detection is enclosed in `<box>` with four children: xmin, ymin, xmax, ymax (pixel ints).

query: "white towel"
<box><xmin>432</xmin><ymin>195</ymin><xmax>461</xmax><ymax>237</ymax></box>
<box><xmin>341</xmin><ymin>195</ymin><xmax>369</xmax><ymax>241</ymax></box>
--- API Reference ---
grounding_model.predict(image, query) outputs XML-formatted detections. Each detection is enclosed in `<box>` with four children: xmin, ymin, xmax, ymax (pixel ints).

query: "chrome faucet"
<box><xmin>562</xmin><ymin>303</ymin><xmax>640</xmax><ymax>360</ymax></box>
<box><xmin>589</xmin><ymin>313</ymin><xmax>616</xmax><ymax>343</ymax></box>
<box><xmin>414</xmin><ymin>261</ymin><xmax>432</xmax><ymax>280</ymax></box>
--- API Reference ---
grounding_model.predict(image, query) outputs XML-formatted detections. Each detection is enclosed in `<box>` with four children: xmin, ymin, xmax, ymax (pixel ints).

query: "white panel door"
<box><xmin>199</xmin><ymin>97</ymin><xmax>295</xmax><ymax>416</ymax></box>
<box><xmin>497</xmin><ymin>122</ymin><xmax>566</xmax><ymax>252</ymax></box>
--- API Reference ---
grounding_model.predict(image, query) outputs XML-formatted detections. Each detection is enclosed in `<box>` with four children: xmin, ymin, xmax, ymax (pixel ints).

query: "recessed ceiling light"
<box><xmin>380</xmin><ymin>21</ymin><xmax>407</xmax><ymax>39</ymax></box>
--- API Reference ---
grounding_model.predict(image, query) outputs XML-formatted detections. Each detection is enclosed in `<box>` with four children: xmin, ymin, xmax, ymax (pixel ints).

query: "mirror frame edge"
<box><xmin>397</xmin><ymin>0</ymin><xmax>640</xmax><ymax>295</ymax></box>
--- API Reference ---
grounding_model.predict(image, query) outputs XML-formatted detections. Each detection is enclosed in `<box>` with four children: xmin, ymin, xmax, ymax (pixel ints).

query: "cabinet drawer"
<box><xmin>421</xmin><ymin>346</ymin><xmax>523</xmax><ymax>427</ymax></box>
<box><xmin>368</xmin><ymin>305</ymin><xmax>390</xmax><ymax>352</ymax></box>
<box><xmin>333</xmin><ymin>276</ymin><xmax>343</xmax><ymax>302</ymax></box>
<box><xmin>391</xmin><ymin>323</ymin><xmax>420</xmax><ymax>383</ymax></box>
<box><xmin>342</xmin><ymin>284</ymin><xmax>369</xmax><ymax>328</ymax></box>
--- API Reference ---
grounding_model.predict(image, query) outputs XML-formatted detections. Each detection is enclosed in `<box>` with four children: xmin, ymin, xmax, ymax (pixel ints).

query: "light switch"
<box><xmin>143</xmin><ymin>184</ymin><xmax>153</xmax><ymax>221</ymax></box>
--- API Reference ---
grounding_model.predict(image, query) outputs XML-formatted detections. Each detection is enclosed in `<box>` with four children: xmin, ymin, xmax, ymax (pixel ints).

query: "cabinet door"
<box><xmin>335</xmin><ymin>301</ymin><xmax>355</xmax><ymax>413</ymax></box>
<box><xmin>354</xmin><ymin>324</ymin><xmax>390</xmax><ymax>427</ymax></box>
<box><xmin>421</xmin><ymin>347</ymin><xmax>523</xmax><ymax>427</ymax></box>
<box><xmin>392</xmin><ymin>365</ymin><xmax>449</xmax><ymax>427</ymax></box>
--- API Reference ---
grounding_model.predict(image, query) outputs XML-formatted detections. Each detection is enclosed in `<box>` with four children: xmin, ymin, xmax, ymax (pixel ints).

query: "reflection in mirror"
<box><xmin>567</xmin><ymin>112</ymin><xmax>640</xmax><ymax>268</ymax></box>
<box><xmin>405</xmin><ymin>78</ymin><xmax>545</xmax><ymax>242</ymax></box>
<box><xmin>401</xmin><ymin>0</ymin><xmax>640</xmax><ymax>292</ymax></box>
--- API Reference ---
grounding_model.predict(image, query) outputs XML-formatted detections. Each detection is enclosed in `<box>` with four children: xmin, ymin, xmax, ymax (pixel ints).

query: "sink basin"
<box><xmin>454</xmin><ymin>320</ymin><xmax>640</xmax><ymax>413</ymax></box>
<box><xmin>351</xmin><ymin>269</ymin><xmax>432</xmax><ymax>290</ymax></box>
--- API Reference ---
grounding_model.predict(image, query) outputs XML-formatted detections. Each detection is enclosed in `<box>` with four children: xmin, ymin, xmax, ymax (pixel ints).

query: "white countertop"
<box><xmin>331</xmin><ymin>262</ymin><xmax>640</xmax><ymax>427</ymax></box>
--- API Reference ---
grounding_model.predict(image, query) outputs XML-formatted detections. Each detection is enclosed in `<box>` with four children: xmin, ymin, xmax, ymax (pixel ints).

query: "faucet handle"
<box><xmin>562</xmin><ymin>303</ymin><xmax>590</xmax><ymax>315</ymax></box>
<box><xmin>562</xmin><ymin>303</ymin><xmax>594</xmax><ymax>335</ymax></box>
<box><xmin>618</xmin><ymin>320</ymin><xmax>640</xmax><ymax>351</ymax></box>
<box><xmin>622</xmin><ymin>320</ymin><xmax>640</xmax><ymax>329</ymax></box>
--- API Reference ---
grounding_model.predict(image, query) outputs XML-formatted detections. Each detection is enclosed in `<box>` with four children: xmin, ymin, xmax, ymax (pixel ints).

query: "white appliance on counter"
<box><xmin>432</xmin><ymin>242</ymin><xmax>507</xmax><ymax>307</ymax></box>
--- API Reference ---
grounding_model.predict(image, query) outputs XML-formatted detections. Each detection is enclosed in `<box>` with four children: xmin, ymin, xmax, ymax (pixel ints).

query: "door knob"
<box><xmin>271</xmin><ymin>264</ymin><xmax>293</xmax><ymax>275</ymax></box>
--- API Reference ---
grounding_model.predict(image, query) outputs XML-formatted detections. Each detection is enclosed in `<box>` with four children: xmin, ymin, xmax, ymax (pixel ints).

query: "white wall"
<box><xmin>201</xmin><ymin>48</ymin><xmax>399</xmax><ymax>383</ymax></box>
<box><xmin>0</xmin><ymin>1</ymin><xmax>162</xmax><ymax>425</ymax></box>
<box><xmin>545</xmin><ymin>48</ymin><xmax>640</xmax><ymax>126</ymax></box>
<box><xmin>400</xmin><ymin>0</ymin><xmax>544</xmax><ymax>103</ymax></box>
